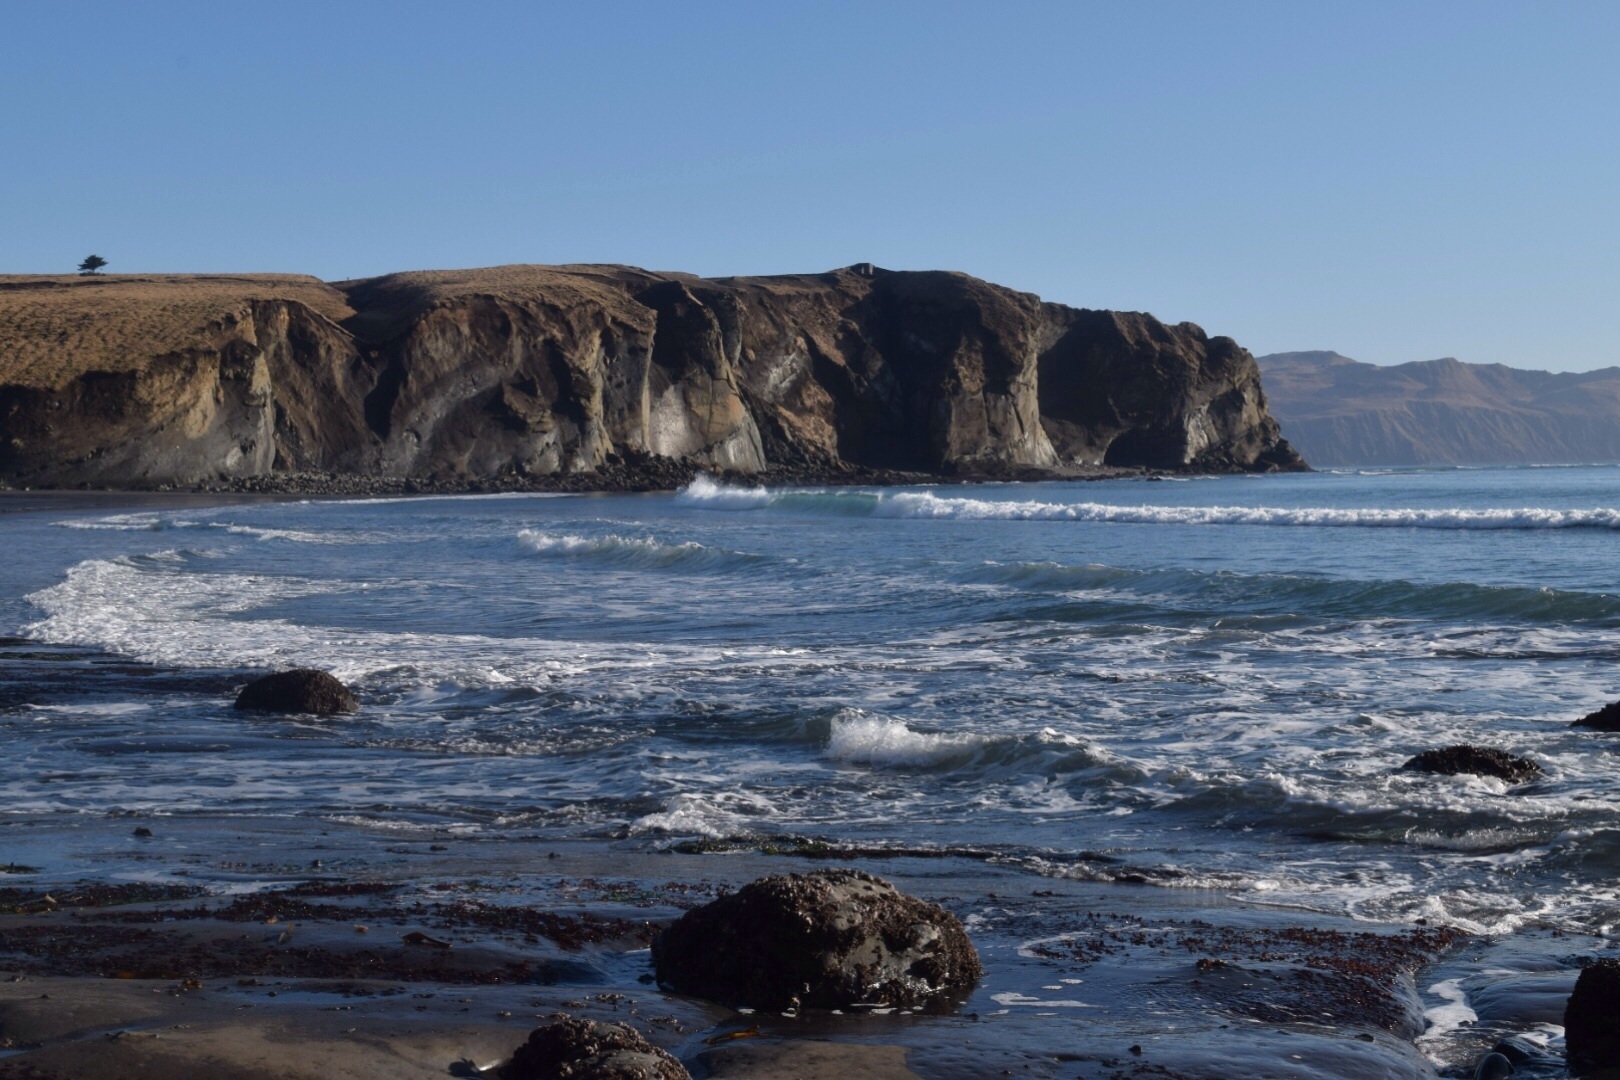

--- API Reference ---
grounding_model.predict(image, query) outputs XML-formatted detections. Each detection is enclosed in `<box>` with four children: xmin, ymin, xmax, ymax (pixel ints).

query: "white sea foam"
<box><xmin>873</xmin><ymin>491</ymin><xmax>1620</xmax><ymax>530</ymax></box>
<box><xmin>990</xmin><ymin>991</ymin><xmax>1097</xmax><ymax>1008</ymax></box>
<box><xmin>56</xmin><ymin>512</ymin><xmax>171</xmax><ymax>531</ymax></box>
<box><xmin>20</xmin><ymin>473</ymin><xmax>1620</xmax><ymax>934</ymax></box>
<box><xmin>1419</xmin><ymin>978</ymin><xmax>1479</xmax><ymax>1047</ymax></box>
<box><xmin>324</xmin><ymin>814</ymin><xmax>482</xmax><ymax>834</ymax></box>
<box><xmin>19</xmin><ymin>552</ymin><xmax>823</xmax><ymax>687</ymax></box>
<box><xmin>21</xmin><ymin>554</ymin><xmax>514</xmax><ymax>682</ymax></box>
<box><xmin>518</xmin><ymin>528</ymin><xmax>751</xmax><ymax>569</ymax></box>
<box><xmin>674</xmin><ymin>473</ymin><xmax>772</xmax><ymax>509</ymax></box>
<box><xmin>219</xmin><ymin>523</ymin><xmax>343</xmax><ymax>544</ymax></box>
<box><xmin>57</xmin><ymin>513</ymin><xmax>351</xmax><ymax>544</ymax></box>
<box><xmin>24</xmin><ymin>702</ymin><xmax>152</xmax><ymax>718</ymax></box>
<box><xmin>824</xmin><ymin>710</ymin><xmax>988</xmax><ymax>767</ymax></box>
<box><xmin>630</xmin><ymin>792</ymin><xmax>776</xmax><ymax>837</ymax></box>
<box><xmin>670</xmin><ymin>478</ymin><xmax>1620</xmax><ymax>531</ymax></box>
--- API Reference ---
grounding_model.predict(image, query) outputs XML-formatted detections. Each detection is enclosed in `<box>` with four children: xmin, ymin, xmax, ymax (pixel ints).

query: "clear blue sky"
<box><xmin>4</xmin><ymin>1</ymin><xmax>1616</xmax><ymax>370</ymax></box>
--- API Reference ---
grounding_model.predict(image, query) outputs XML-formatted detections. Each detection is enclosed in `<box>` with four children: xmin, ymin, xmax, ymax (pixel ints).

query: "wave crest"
<box><xmin>825</xmin><ymin>711</ymin><xmax>988</xmax><ymax>767</ymax></box>
<box><xmin>822</xmin><ymin>710</ymin><xmax>1133</xmax><ymax>780</ymax></box>
<box><xmin>670</xmin><ymin>479</ymin><xmax>1620</xmax><ymax>532</ymax></box>
<box><xmin>517</xmin><ymin>529</ymin><xmax>761</xmax><ymax>571</ymax></box>
<box><xmin>630</xmin><ymin>791</ymin><xmax>776</xmax><ymax>837</ymax></box>
<box><xmin>877</xmin><ymin>492</ymin><xmax>1620</xmax><ymax>530</ymax></box>
<box><xmin>674</xmin><ymin>474</ymin><xmax>772</xmax><ymax>510</ymax></box>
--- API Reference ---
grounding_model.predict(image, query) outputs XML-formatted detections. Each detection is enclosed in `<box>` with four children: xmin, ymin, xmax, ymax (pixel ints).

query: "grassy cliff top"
<box><xmin>0</xmin><ymin>274</ymin><xmax>355</xmax><ymax>389</ymax></box>
<box><xmin>0</xmin><ymin>264</ymin><xmax>1007</xmax><ymax>387</ymax></box>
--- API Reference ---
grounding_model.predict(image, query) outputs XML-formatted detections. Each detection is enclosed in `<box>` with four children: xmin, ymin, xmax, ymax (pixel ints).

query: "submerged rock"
<box><xmin>652</xmin><ymin>868</ymin><xmax>981</xmax><ymax>1011</ymax></box>
<box><xmin>233</xmin><ymin>669</ymin><xmax>358</xmax><ymax>715</ymax></box>
<box><xmin>1566</xmin><ymin>959</ymin><xmax>1620</xmax><ymax>1075</ymax></box>
<box><xmin>1574</xmin><ymin>701</ymin><xmax>1620</xmax><ymax>731</ymax></box>
<box><xmin>496</xmin><ymin>1014</ymin><xmax>689</xmax><ymax>1080</ymax></box>
<box><xmin>1489</xmin><ymin>1036</ymin><xmax>1540</xmax><ymax>1066</ymax></box>
<box><xmin>1401</xmin><ymin>745</ymin><xmax>1542</xmax><ymax>783</ymax></box>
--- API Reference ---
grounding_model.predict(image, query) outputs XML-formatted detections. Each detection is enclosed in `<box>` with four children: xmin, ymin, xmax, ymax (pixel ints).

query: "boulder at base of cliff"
<box><xmin>497</xmin><ymin>1014</ymin><xmax>689</xmax><ymax>1080</ymax></box>
<box><xmin>652</xmin><ymin>868</ymin><xmax>981</xmax><ymax>1012</ymax></box>
<box><xmin>1565</xmin><ymin>959</ymin><xmax>1620</xmax><ymax>1075</ymax></box>
<box><xmin>1575</xmin><ymin>701</ymin><xmax>1620</xmax><ymax>731</ymax></box>
<box><xmin>1401</xmin><ymin>745</ymin><xmax>1542</xmax><ymax>783</ymax></box>
<box><xmin>233</xmin><ymin>669</ymin><xmax>359</xmax><ymax>715</ymax></box>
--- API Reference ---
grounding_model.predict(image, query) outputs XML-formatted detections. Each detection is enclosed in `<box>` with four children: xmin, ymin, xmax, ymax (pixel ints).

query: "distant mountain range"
<box><xmin>1257</xmin><ymin>351</ymin><xmax>1620</xmax><ymax>466</ymax></box>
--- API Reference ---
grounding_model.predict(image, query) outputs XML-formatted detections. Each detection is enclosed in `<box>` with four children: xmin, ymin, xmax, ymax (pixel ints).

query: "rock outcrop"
<box><xmin>1566</xmin><ymin>959</ymin><xmax>1620</xmax><ymax>1075</ymax></box>
<box><xmin>497</xmin><ymin>1014</ymin><xmax>689</xmax><ymax>1080</ymax></box>
<box><xmin>1401</xmin><ymin>745</ymin><xmax>1543</xmax><ymax>784</ymax></box>
<box><xmin>651</xmin><ymin>868</ymin><xmax>981</xmax><ymax>1011</ymax></box>
<box><xmin>234</xmin><ymin>669</ymin><xmax>359</xmax><ymax>715</ymax></box>
<box><xmin>0</xmin><ymin>265</ymin><xmax>1303</xmax><ymax>488</ymax></box>
<box><xmin>1575</xmin><ymin>700</ymin><xmax>1620</xmax><ymax>731</ymax></box>
<box><xmin>1257</xmin><ymin>350</ymin><xmax>1620</xmax><ymax>467</ymax></box>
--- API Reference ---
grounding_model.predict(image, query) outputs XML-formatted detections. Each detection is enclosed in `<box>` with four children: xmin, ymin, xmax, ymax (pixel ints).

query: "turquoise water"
<box><xmin>4</xmin><ymin>466</ymin><xmax>1620</xmax><ymax>937</ymax></box>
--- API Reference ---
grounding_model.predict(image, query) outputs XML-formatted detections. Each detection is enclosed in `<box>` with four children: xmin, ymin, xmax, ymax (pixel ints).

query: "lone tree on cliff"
<box><xmin>77</xmin><ymin>254</ymin><xmax>107</xmax><ymax>275</ymax></box>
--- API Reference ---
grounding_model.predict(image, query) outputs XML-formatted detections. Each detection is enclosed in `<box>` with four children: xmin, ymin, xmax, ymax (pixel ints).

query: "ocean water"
<box><xmin>4</xmin><ymin>466</ymin><xmax>1620</xmax><ymax>941</ymax></box>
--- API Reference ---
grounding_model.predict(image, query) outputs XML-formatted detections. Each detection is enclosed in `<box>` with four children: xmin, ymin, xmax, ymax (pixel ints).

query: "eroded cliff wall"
<box><xmin>0</xmin><ymin>265</ymin><xmax>1303</xmax><ymax>487</ymax></box>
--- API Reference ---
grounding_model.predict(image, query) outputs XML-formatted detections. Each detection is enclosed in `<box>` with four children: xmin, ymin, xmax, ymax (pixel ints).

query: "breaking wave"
<box><xmin>876</xmin><ymin>492</ymin><xmax>1620</xmax><ymax>530</ymax></box>
<box><xmin>674</xmin><ymin>474</ymin><xmax>773</xmax><ymax>510</ymax></box>
<box><xmin>822</xmin><ymin>710</ymin><xmax>1134</xmax><ymax>781</ymax></box>
<box><xmin>630</xmin><ymin>791</ymin><xmax>778</xmax><ymax>837</ymax></box>
<box><xmin>58</xmin><ymin>514</ymin><xmax>350</xmax><ymax>544</ymax></box>
<box><xmin>674</xmin><ymin>474</ymin><xmax>878</xmax><ymax>514</ymax></box>
<box><xmin>55</xmin><ymin>513</ymin><xmax>172</xmax><ymax>532</ymax></box>
<box><xmin>674</xmin><ymin>478</ymin><xmax>1620</xmax><ymax>531</ymax></box>
<box><xmin>517</xmin><ymin>529</ymin><xmax>763</xmax><ymax>571</ymax></box>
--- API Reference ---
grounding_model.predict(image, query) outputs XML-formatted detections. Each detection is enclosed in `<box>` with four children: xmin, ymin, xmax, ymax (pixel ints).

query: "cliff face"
<box><xmin>1258</xmin><ymin>351</ymin><xmax>1620</xmax><ymax>466</ymax></box>
<box><xmin>0</xmin><ymin>265</ymin><xmax>1303</xmax><ymax>488</ymax></box>
<box><xmin>1039</xmin><ymin>309</ymin><xmax>1297</xmax><ymax>471</ymax></box>
<box><xmin>0</xmin><ymin>293</ymin><xmax>366</xmax><ymax>487</ymax></box>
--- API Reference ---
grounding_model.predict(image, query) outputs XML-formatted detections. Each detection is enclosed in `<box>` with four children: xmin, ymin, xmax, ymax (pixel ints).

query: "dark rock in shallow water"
<box><xmin>652</xmin><ymin>868</ymin><xmax>981</xmax><ymax>1011</ymax></box>
<box><xmin>1401</xmin><ymin>745</ymin><xmax>1542</xmax><ymax>783</ymax></box>
<box><xmin>1575</xmin><ymin>701</ymin><xmax>1620</xmax><ymax>731</ymax></box>
<box><xmin>1473</xmin><ymin>1050</ymin><xmax>1513</xmax><ymax>1079</ymax></box>
<box><xmin>496</xmin><ymin>1013</ymin><xmax>689</xmax><ymax>1080</ymax></box>
<box><xmin>1490</xmin><ymin>1035</ymin><xmax>1546</xmax><ymax>1066</ymax></box>
<box><xmin>233</xmin><ymin>669</ymin><xmax>358</xmax><ymax>715</ymax></box>
<box><xmin>1567</xmin><ymin>959</ymin><xmax>1620</xmax><ymax>1075</ymax></box>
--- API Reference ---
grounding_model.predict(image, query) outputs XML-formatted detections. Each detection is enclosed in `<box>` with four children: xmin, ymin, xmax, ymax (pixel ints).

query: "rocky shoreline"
<box><xmin>0</xmin><ymin>816</ymin><xmax>1592</xmax><ymax>1080</ymax></box>
<box><xmin>2</xmin><ymin>668</ymin><xmax>1608</xmax><ymax>1078</ymax></box>
<box><xmin>0</xmin><ymin>458</ymin><xmax>1183</xmax><ymax>499</ymax></box>
<box><xmin>3</xmin><ymin>490</ymin><xmax>1613</xmax><ymax>1078</ymax></box>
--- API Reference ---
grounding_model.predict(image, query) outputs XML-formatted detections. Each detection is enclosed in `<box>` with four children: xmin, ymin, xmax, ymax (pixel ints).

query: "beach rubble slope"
<box><xmin>0</xmin><ymin>265</ymin><xmax>1303</xmax><ymax>488</ymax></box>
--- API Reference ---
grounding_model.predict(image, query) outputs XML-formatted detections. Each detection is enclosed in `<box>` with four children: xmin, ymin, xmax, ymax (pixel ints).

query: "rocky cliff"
<box><xmin>1258</xmin><ymin>350</ymin><xmax>1620</xmax><ymax>466</ymax></box>
<box><xmin>0</xmin><ymin>265</ymin><xmax>1303</xmax><ymax>489</ymax></box>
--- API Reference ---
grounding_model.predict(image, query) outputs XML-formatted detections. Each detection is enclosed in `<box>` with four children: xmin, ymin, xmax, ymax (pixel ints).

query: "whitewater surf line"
<box><xmin>676</xmin><ymin>476</ymin><xmax>1620</xmax><ymax>530</ymax></box>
